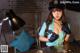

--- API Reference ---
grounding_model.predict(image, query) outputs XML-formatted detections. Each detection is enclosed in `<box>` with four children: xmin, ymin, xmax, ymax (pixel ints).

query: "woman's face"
<box><xmin>52</xmin><ymin>8</ymin><xmax>62</xmax><ymax>20</ymax></box>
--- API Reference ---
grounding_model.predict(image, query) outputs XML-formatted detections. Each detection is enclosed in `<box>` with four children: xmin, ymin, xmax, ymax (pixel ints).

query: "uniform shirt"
<box><xmin>39</xmin><ymin>19</ymin><xmax>66</xmax><ymax>47</ymax></box>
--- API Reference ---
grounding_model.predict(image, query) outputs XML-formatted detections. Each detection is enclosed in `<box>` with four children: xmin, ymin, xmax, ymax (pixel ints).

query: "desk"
<box><xmin>25</xmin><ymin>42</ymin><xmax>80</xmax><ymax>53</ymax></box>
<box><xmin>8</xmin><ymin>42</ymin><xmax>80</xmax><ymax>53</ymax></box>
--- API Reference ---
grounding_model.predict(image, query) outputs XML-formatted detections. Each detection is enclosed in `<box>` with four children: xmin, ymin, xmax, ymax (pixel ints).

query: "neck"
<box><xmin>54</xmin><ymin>19</ymin><xmax>61</xmax><ymax>23</ymax></box>
<box><xmin>54</xmin><ymin>19</ymin><xmax>62</xmax><ymax>25</ymax></box>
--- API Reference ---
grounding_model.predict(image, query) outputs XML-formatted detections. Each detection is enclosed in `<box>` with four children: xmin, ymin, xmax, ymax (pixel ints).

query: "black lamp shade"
<box><xmin>6</xmin><ymin>10</ymin><xmax>25</xmax><ymax>31</ymax></box>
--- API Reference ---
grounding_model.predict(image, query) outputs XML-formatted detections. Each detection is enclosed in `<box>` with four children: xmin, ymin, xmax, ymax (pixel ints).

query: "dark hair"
<box><xmin>45</xmin><ymin>8</ymin><xmax>71</xmax><ymax>34</ymax></box>
<box><xmin>46</xmin><ymin>8</ymin><xmax>67</xmax><ymax>25</ymax></box>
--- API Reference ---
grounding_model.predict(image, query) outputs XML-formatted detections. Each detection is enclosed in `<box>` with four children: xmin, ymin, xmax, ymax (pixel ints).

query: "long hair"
<box><xmin>46</xmin><ymin>8</ymin><xmax>67</xmax><ymax>25</ymax></box>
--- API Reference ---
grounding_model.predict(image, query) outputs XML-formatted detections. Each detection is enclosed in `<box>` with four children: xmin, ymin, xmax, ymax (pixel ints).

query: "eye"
<box><xmin>52</xmin><ymin>10</ymin><xmax>56</xmax><ymax>12</ymax></box>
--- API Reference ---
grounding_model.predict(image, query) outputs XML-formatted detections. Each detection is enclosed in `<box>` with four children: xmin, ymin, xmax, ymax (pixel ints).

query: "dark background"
<box><xmin>0</xmin><ymin>0</ymin><xmax>80</xmax><ymax>44</ymax></box>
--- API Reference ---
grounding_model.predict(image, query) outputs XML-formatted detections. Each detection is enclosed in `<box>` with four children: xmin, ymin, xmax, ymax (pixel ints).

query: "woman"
<box><xmin>38</xmin><ymin>1</ymin><xmax>71</xmax><ymax>53</ymax></box>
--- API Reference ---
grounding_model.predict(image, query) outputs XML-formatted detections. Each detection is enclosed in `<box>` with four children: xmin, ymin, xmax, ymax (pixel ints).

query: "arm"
<box><xmin>64</xmin><ymin>34</ymin><xmax>70</xmax><ymax>42</ymax></box>
<box><xmin>64</xmin><ymin>34</ymin><xmax>70</xmax><ymax>45</ymax></box>
<box><xmin>39</xmin><ymin>36</ymin><xmax>49</xmax><ymax>42</ymax></box>
<box><xmin>64</xmin><ymin>34</ymin><xmax>70</xmax><ymax>50</ymax></box>
<box><xmin>38</xmin><ymin>22</ymin><xmax>49</xmax><ymax>42</ymax></box>
<box><xmin>63</xmin><ymin>23</ymin><xmax>71</xmax><ymax>43</ymax></box>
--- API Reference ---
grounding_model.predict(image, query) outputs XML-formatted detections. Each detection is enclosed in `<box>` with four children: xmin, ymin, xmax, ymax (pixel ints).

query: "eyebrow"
<box><xmin>53</xmin><ymin>8</ymin><xmax>62</xmax><ymax>11</ymax></box>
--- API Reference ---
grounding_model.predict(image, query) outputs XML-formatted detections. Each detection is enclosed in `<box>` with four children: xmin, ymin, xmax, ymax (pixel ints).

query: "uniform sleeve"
<box><xmin>38</xmin><ymin>22</ymin><xmax>46</xmax><ymax>36</ymax></box>
<box><xmin>68</xmin><ymin>24</ymin><xmax>70</xmax><ymax>30</ymax></box>
<box><xmin>67</xmin><ymin>23</ymin><xmax>71</xmax><ymax>34</ymax></box>
<box><xmin>62</xmin><ymin>23</ymin><xmax>71</xmax><ymax>34</ymax></box>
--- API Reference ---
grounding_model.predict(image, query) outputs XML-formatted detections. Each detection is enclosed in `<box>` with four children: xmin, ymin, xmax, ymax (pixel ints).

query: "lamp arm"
<box><xmin>0</xmin><ymin>17</ymin><xmax>8</xmax><ymax>44</ymax></box>
<box><xmin>3</xmin><ymin>17</ymin><xmax>8</xmax><ymax>21</ymax></box>
<box><xmin>0</xmin><ymin>17</ymin><xmax>12</xmax><ymax>44</ymax></box>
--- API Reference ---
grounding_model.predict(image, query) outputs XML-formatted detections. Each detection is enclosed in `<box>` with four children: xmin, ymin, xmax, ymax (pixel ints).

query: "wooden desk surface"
<box><xmin>8</xmin><ymin>42</ymin><xmax>80</xmax><ymax>53</ymax></box>
<box><xmin>25</xmin><ymin>42</ymin><xmax>80</xmax><ymax>53</ymax></box>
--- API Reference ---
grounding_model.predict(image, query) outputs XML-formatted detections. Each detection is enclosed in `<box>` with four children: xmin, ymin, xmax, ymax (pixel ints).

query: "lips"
<box><xmin>56</xmin><ymin>16</ymin><xmax>59</xmax><ymax>18</ymax></box>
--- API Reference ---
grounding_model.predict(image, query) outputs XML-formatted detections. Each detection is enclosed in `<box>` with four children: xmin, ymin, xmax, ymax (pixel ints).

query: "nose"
<box><xmin>56</xmin><ymin>11</ymin><xmax>59</xmax><ymax>15</ymax></box>
<box><xmin>55</xmin><ymin>11</ymin><xmax>59</xmax><ymax>16</ymax></box>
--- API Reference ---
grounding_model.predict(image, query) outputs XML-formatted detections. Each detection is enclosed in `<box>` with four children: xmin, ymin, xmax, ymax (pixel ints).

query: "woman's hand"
<box><xmin>63</xmin><ymin>34</ymin><xmax>70</xmax><ymax>45</ymax></box>
<box><xmin>64</xmin><ymin>34</ymin><xmax>70</xmax><ymax>42</ymax></box>
<box><xmin>49</xmin><ymin>33</ymin><xmax>59</xmax><ymax>42</ymax></box>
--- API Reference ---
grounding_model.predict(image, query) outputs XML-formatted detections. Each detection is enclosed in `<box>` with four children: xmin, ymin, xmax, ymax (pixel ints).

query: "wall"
<box><xmin>0</xmin><ymin>0</ymin><xmax>49</xmax><ymax>44</ymax></box>
<box><xmin>65</xmin><ymin>9</ymin><xmax>80</xmax><ymax>40</ymax></box>
<box><xmin>0</xmin><ymin>0</ymin><xmax>80</xmax><ymax>44</ymax></box>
